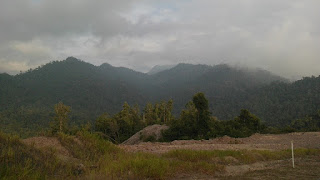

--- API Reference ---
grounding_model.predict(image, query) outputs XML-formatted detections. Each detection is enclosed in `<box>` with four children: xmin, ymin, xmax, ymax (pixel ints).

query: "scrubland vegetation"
<box><xmin>1</xmin><ymin>130</ymin><xmax>320</xmax><ymax>179</ymax></box>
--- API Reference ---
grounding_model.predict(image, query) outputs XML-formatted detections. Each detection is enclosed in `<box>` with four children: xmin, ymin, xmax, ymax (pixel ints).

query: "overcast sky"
<box><xmin>0</xmin><ymin>0</ymin><xmax>319</xmax><ymax>79</ymax></box>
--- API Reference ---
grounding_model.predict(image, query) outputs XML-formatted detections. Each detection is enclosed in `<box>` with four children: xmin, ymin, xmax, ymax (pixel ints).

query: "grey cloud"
<box><xmin>0</xmin><ymin>0</ymin><xmax>320</xmax><ymax>78</ymax></box>
<box><xmin>0</xmin><ymin>0</ymin><xmax>135</xmax><ymax>74</ymax></box>
<box><xmin>0</xmin><ymin>0</ymin><xmax>133</xmax><ymax>42</ymax></box>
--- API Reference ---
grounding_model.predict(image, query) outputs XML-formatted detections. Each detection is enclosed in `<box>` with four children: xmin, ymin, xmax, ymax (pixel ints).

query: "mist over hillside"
<box><xmin>147</xmin><ymin>64</ymin><xmax>176</xmax><ymax>75</ymax></box>
<box><xmin>1</xmin><ymin>57</ymin><xmax>320</xmax><ymax>135</ymax></box>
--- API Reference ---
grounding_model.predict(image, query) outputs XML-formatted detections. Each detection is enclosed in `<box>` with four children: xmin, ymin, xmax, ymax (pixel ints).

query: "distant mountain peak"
<box><xmin>99</xmin><ymin>62</ymin><xmax>113</xmax><ymax>68</ymax></box>
<box><xmin>65</xmin><ymin>56</ymin><xmax>80</xmax><ymax>62</ymax></box>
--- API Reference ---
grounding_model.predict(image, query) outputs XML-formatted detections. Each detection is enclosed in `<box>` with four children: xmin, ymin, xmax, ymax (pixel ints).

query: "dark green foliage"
<box><xmin>289</xmin><ymin>110</ymin><xmax>320</xmax><ymax>132</ymax></box>
<box><xmin>95</xmin><ymin>113</ymin><xmax>119</xmax><ymax>143</ymax></box>
<box><xmin>221</xmin><ymin>109</ymin><xmax>263</xmax><ymax>138</ymax></box>
<box><xmin>235</xmin><ymin>109</ymin><xmax>262</xmax><ymax>135</ymax></box>
<box><xmin>153</xmin><ymin>63</ymin><xmax>288</xmax><ymax>121</ymax></box>
<box><xmin>0</xmin><ymin>107</ymin><xmax>51</xmax><ymax>137</ymax></box>
<box><xmin>243</xmin><ymin>76</ymin><xmax>320</xmax><ymax>126</ymax></box>
<box><xmin>193</xmin><ymin>92</ymin><xmax>209</xmax><ymax>111</ymax></box>
<box><xmin>192</xmin><ymin>92</ymin><xmax>211</xmax><ymax>136</ymax></box>
<box><xmin>291</xmin><ymin>116</ymin><xmax>318</xmax><ymax>131</ymax></box>
<box><xmin>0</xmin><ymin>57</ymin><xmax>149</xmax><ymax>136</ymax></box>
<box><xmin>163</xmin><ymin>101</ymin><xmax>199</xmax><ymax>141</ymax></box>
<box><xmin>113</xmin><ymin>102</ymin><xmax>144</xmax><ymax>143</ymax></box>
<box><xmin>163</xmin><ymin>94</ymin><xmax>264</xmax><ymax>141</ymax></box>
<box><xmin>163</xmin><ymin>93</ymin><xmax>215</xmax><ymax>140</ymax></box>
<box><xmin>95</xmin><ymin>102</ymin><xmax>142</xmax><ymax>143</ymax></box>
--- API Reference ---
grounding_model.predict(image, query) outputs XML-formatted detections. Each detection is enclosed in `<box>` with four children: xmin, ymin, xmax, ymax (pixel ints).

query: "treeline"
<box><xmin>271</xmin><ymin>110</ymin><xmax>320</xmax><ymax>133</ymax></box>
<box><xmin>48</xmin><ymin>92</ymin><xmax>320</xmax><ymax>143</ymax></box>
<box><xmin>49</xmin><ymin>100</ymin><xmax>174</xmax><ymax>143</ymax></box>
<box><xmin>93</xmin><ymin>93</ymin><xmax>266</xmax><ymax>142</ymax></box>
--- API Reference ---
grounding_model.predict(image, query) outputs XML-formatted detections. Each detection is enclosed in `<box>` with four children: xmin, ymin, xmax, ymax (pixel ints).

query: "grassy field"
<box><xmin>1</xmin><ymin>131</ymin><xmax>320</xmax><ymax>179</ymax></box>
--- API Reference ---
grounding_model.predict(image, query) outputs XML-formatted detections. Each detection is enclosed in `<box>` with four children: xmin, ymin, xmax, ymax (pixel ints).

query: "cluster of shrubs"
<box><xmin>53</xmin><ymin>92</ymin><xmax>320</xmax><ymax>144</ymax></box>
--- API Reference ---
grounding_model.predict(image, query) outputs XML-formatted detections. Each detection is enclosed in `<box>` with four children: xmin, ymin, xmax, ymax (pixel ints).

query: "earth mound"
<box><xmin>22</xmin><ymin>136</ymin><xmax>81</xmax><ymax>163</ymax></box>
<box><xmin>23</xmin><ymin>136</ymin><xmax>71</xmax><ymax>157</ymax></box>
<box><xmin>122</xmin><ymin>124</ymin><xmax>169</xmax><ymax>145</ymax></box>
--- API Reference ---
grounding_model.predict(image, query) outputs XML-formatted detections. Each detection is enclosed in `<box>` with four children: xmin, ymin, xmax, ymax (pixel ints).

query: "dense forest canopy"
<box><xmin>0</xmin><ymin>57</ymin><xmax>320</xmax><ymax>136</ymax></box>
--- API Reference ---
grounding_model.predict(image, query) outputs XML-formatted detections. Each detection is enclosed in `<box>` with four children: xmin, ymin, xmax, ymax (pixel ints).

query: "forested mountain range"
<box><xmin>1</xmin><ymin>57</ymin><xmax>319</xmax><ymax>135</ymax></box>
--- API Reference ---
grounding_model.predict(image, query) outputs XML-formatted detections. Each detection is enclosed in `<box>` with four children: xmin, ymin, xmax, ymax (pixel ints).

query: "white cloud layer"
<box><xmin>0</xmin><ymin>0</ymin><xmax>319</xmax><ymax>78</ymax></box>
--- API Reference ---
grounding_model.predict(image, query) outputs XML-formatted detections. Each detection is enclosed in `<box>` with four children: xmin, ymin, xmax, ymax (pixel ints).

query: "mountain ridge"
<box><xmin>2</xmin><ymin>57</ymin><xmax>319</xmax><ymax>135</ymax></box>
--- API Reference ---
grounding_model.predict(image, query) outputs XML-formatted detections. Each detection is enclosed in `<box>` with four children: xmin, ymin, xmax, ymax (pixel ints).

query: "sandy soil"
<box><xmin>173</xmin><ymin>157</ymin><xmax>320</xmax><ymax>180</ymax></box>
<box><xmin>217</xmin><ymin>156</ymin><xmax>320</xmax><ymax>180</ymax></box>
<box><xmin>119</xmin><ymin>132</ymin><xmax>320</xmax><ymax>154</ymax></box>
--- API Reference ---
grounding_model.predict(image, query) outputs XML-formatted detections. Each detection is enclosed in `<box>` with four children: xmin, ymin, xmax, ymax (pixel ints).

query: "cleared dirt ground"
<box><xmin>119</xmin><ymin>132</ymin><xmax>320</xmax><ymax>153</ymax></box>
<box><xmin>120</xmin><ymin>132</ymin><xmax>320</xmax><ymax>179</ymax></box>
<box><xmin>173</xmin><ymin>157</ymin><xmax>320</xmax><ymax>180</ymax></box>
